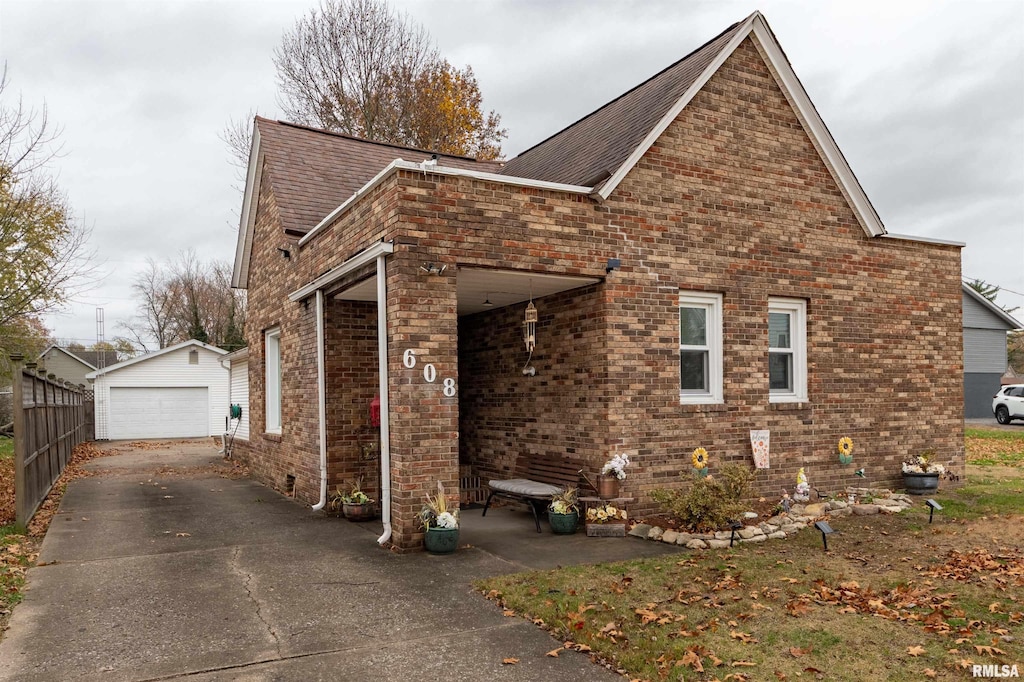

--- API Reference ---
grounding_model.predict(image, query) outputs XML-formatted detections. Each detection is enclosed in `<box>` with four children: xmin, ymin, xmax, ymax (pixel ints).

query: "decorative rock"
<box><xmin>628</xmin><ymin>524</ymin><xmax>652</xmax><ymax>539</ymax></box>
<box><xmin>686</xmin><ymin>539</ymin><xmax>708</xmax><ymax>550</ymax></box>
<box><xmin>766</xmin><ymin>515</ymin><xmax>787</xmax><ymax>526</ymax></box>
<box><xmin>789</xmin><ymin>504</ymin><xmax>806</xmax><ymax>515</ymax></box>
<box><xmin>661</xmin><ymin>530</ymin><xmax>679</xmax><ymax>544</ymax></box>
<box><xmin>742</xmin><ymin>512</ymin><xmax>759</xmax><ymax>520</ymax></box>
<box><xmin>830</xmin><ymin>500</ymin><xmax>848</xmax><ymax>509</ymax></box>
<box><xmin>827</xmin><ymin>507</ymin><xmax>853</xmax><ymax>517</ymax></box>
<box><xmin>706</xmin><ymin>539</ymin><xmax>731</xmax><ymax>549</ymax></box>
<box><xmin>759</xmin><ymin>523</ymin><xmax>779</xmax><ymax>534</ymax></box>
<box><xmin>879</xmin><ymin>505</ymin><xmax>900</xmax><ymax>515</ymax></box>
<box><xmin>742</xmin><ymin>534</ymin><xmax>767</xmax><ymax>543</ymax></box>
<box><xmin>694</xmin><ymin>533</ymin><xmax>715</xmax><ymax>540</ymax></box>
<box><xmin>714</xmin><ymin>531</ymin><xmax>733</xmax><ymax>541</ymax></box>
<box><xmin>648</xmin><ymin>527</ymin><xmax>664</xmax><ymax>541</ymax></box>
<box><xmin>875</xmin><ymin>498</ymin><xmax>902</xmax><ymax>508</ymax></box>
<box><xmin>780</xmin><ymin>524</ymin><xmax>801</xmax><ymax>534</ymax></box>
<box><xmin>675</xmin><ymin>533</ymin><xmax>693</xmax><ymax>545</ymax></box>
<box><xmin>738</xmin><ymin>526</ymin><xmax>764</xmax><ymax>540</ymax></box>
<box><xmin>767</xmin><ymin>531</ymin><xmax>787</xmax><ymax>540</ymax></box>
<box><xmin>803</xmin><ymin>503</ymin><xmax>828</xmax><ymax>517</ymax></box>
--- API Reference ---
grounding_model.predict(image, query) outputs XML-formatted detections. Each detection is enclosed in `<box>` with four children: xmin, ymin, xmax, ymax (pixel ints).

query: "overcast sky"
<box><xmin>1</xmin><ymin>0</ymin><xmax>1022</xmax><ymax>347</ymax></box>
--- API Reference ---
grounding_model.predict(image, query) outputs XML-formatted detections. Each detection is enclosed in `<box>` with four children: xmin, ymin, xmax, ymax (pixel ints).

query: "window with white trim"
<box><xmin>679</xmin><ymin>292</ymin><xmax>723</xmax><ymax>404</ymax></box>
<box><xmin>265</xmin><ymin>327</ymin><xmax>282</xmax><ymax>433</ymax></box>
<box><xmin>768</xmin><ymin>298</ymin><xmax>807</xmax><ymax>402</ymax></box>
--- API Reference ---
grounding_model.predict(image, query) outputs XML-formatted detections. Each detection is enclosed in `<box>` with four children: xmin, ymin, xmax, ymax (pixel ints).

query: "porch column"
<box><xmin>386</xmin><ymin>251</ymin><xmax>459</xmax><ymax>550</ymax></box>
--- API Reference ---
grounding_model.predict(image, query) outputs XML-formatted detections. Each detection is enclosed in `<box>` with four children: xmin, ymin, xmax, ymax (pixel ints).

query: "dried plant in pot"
<box><xmin>328</xmin><ymin>477</ymin><xmax>376</xmax><ymax>521</ymax></box>
<box><xmin>420</xmin><ymin>481</ymin><xmax>459</xmax><ymax>554</ymax></box>
<box><xmin>548</xmin><ymin>487</ymin><xmax>580</xmax><ymax>535</ymax></box>
<box><xmin>901</xmin><ymin>450</ymin><xmax>944</xmax><ymax>495</ymax></box>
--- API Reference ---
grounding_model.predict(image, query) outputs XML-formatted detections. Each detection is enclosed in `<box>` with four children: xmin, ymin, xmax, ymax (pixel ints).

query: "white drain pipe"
<box><xmin>376</xmin><ymin>253</ymin><xmax>392</xmax><ymax>545</ymax></box>
<box><xmin>312</xmin><ymin>288</ymin><xmax>328</xmax><ymax>511</ymax></box>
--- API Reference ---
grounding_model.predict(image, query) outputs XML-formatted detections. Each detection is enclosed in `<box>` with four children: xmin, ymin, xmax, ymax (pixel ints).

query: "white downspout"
<box><xmin>312</xmin><ymin>288</ymin><xmax>328</xmax><ymax>511</ymax></box>
<box><xmin>376</xmin><ymin>253</ymin><xmax>392</xmax><ymax>545</ymax></box>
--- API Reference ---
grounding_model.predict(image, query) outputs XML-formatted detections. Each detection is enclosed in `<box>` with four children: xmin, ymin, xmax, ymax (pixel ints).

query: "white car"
<box><xmin>993</xmin><ymin>384</ymin><xmax>1024</xmax><ymax>424</ymax></box>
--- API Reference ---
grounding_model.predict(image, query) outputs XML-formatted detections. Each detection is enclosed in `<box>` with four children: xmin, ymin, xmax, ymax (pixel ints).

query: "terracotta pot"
<box><xmin>597</xmin><ymin>475</ymin><xmax>620</xmax><ymax>499</ymax></box>
<box><xmin>342</xmin><ymin>502</ymin><xmax>376</xmax><ymax>521</ymax></box>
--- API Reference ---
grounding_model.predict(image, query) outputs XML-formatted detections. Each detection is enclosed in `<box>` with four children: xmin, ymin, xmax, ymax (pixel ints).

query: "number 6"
<box><xmin>403</xmin><ymin>349</ymin><xmax>416</xmax><ymax>368</ymax></box>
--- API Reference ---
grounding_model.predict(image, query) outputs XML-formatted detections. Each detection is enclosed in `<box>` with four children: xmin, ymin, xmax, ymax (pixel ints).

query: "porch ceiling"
<box><xmin>333</xmin><ymin>267</ymin><xmax>601</xmax><ymax>316</ymax></box>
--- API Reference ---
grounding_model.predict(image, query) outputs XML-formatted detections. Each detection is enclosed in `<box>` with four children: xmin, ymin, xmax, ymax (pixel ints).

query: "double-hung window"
<box><xmin>679</xmin><ymin>292</ymin><xmax>723</xmax><ymax>404</ymax></box>
<box><xmin>265</xmin><ymin>327</ymin><xmax>282</xmax><ymax>433</ymax></box>
<box><xmin>768</xmin><ymin>298</ymin><xmax>807</xmax><ymax>402</ymax></box>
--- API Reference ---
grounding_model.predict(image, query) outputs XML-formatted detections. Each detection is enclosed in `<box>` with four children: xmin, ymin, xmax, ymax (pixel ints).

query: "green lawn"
<box><xmin>479</xmin><ymin>462</ymin><xmax>1024</xmax><ymax>681</ymax></box>
<box><xmin>965</xmin><ymin>427</ymin><xmax>1024</xmax><ymax>467</ymax></box>
<box><xmin>0</xmin><ymin>436</ymin><xmax>12</xmax><ymax>461</ymax></box>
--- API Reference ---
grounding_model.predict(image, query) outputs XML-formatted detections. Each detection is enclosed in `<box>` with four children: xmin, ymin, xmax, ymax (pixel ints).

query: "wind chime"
<box><xmin>522</xmin><ymin>286</ymin><xmax>537</xmax><ymax>376</ymax></box>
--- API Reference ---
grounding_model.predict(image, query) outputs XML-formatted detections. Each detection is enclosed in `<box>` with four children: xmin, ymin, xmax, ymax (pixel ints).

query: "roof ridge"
<box><xmin>257</xmin><ymin>117</ymin><xmax>482</xmax><ymax>162</ymax></box>
<box><xmin>503</xmin><ymin>17</ymin><xmax>744</xmax><ymax>163</ymax></box>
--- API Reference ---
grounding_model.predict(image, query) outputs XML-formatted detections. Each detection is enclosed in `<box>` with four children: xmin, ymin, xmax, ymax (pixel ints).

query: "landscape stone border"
<box><xmin>627</xmin><ymin>488</ymin><xmax>916</xmax><ymax>549</ymax></box>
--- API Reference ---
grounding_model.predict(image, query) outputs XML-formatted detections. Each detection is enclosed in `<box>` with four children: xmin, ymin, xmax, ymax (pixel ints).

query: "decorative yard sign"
<box><xmin>403</xmin><ymin>349</ymin><xmax>456</xmax><ymax>397</ymax></box>
<box><xmin>750</xmin><ymin>430</ymin><xmax>770</xmax><ymax>469</ymax></box>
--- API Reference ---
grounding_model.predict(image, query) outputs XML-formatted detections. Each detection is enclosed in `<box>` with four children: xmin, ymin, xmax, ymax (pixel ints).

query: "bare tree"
<box><xmin>0</xmin><ymin>65</ymin><xmax>96</xmax><ymax>331</ymax></box>
<box><xmin>120</xmin><ymin>251</ymin><xmax>246</xmax><ymax>351</ymax></box>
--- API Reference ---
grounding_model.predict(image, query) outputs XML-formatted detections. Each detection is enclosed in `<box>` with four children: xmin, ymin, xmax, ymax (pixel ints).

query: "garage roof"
<box><xmin>85</xmin><ymin>340</ymin><xmax>227</xmax><ymax>379</ymax></box>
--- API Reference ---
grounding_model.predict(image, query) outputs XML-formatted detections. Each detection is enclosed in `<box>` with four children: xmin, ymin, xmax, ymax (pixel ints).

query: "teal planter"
<box><xmin>424</xmin><ymin>527</ymin><xmax>459</xmax><ymax>554</ymax></box>
<box><xmin>548</xmin><ymin>511</ymin><xmax>579</xmax><ymax>535</ymax></box>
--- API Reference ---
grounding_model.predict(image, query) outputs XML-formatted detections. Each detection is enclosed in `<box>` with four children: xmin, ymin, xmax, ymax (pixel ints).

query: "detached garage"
<box><xmin>87</xmin><ymin>340</ymin><xmax>228</xmax><ymax>440</ymax></box>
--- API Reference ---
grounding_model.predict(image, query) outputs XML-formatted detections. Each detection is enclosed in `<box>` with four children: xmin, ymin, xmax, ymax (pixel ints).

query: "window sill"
<box><xmin>263</xmin><ymin>431</ymin><xmax>282</xmax><ymax>442</ymax></box>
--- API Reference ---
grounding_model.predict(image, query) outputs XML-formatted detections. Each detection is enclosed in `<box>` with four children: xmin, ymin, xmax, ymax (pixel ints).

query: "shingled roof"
<box><xmin>255</xmin><ymin>118</ymin><xmax>502</xmax><ymax>237</ymax></box>
<box><xmin>498</xmin><ymin>18</ymin><xmax>748</xmax><ymax>187</ymax></box>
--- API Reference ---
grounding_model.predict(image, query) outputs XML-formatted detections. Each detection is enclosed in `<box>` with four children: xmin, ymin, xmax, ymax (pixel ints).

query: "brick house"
<box><xmin>230</xmin><ymin>11</ymin><xmax>964</xmax><ymax>551</ymax></box>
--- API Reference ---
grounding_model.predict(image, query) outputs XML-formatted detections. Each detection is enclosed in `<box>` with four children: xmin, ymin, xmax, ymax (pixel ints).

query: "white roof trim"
<box><xmin>40</xmin><ymin>345</ymin><xmax>98</xmax><ymax>370</ymax></box>
<box><xmin>962</xmin><ymin>283</ymin><xmax>1022</xmax><ymax>330</ymax></box>
<box><xmin>880</xmin><ymin>233</ymin><xmax>965</xmax><ymax>247</ymax></box>
<box><xmin>231</xmin><ymin>123</ymin><xmax>263</xmax><ymax>289</ymax></box>
<box><xmin>85</xmin><ymin>339</ymin><xmax>227</xmax><ymax>379</ymax></box>
<box><xmin>289</xmin><ymin>241</ymin><xmax>394</xmax><ymax>302</ymax></box>
<box><xmin>221</xmin><ymin>347</ymin><xmax>249</xmax><ymax>362</ymax></box>
<box><xmin>298</xmin><ymin>159</ymin><xmax>594</xmax><ymax>248</ymax></box>
<box><xmin>595</xmin><ymin>11</ymin><xmax>887</xmax><ymax>239</ymax></box>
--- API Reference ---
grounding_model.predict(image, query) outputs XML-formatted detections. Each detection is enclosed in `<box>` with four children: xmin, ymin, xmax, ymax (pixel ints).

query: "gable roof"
<box><xmin>231</xmin><ymin>119</ymin><xmax>503</xmax><ymax>287</ymax></box>
<box><xmin>85</xmin><ymin>339</ymin><xmax>227</xmax><ymax>379</ymax></box>
<box><xmin>962</xmin><ymin>283</ymin><xmax>1022</xmax><ymax>330</ymax></box>
<box><xmin>233</xmin><ymin>12</ymin><xmax>898</xmax><ymax>289</ymax></box>
<box><xmin>499</xmin><ymin>19</ymin><xmax>747</xmax><ymax>188</ymax></box>
<box><xmin>500</xmin><ymin>11</ymin><xmax>887</xmax><ymax>237</ymax></box>
<box><xmin>39</xmin><ymin>346</ymin><xmax>118</xmax><ymax>371</ymax></box>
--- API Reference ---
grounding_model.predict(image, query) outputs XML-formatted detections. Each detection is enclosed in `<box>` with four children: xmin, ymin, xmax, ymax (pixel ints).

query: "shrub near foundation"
<box><xmin>651</xmin><ymin>464</ymin><xmax>754</xmax><ymax>532</ymax></box>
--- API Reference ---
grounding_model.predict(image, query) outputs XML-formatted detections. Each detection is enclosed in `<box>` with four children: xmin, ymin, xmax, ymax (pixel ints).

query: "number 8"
<box><xmin>442</xmin><ymin>378</ymin><xmax>456</xmax><ymax>397</ymax></box>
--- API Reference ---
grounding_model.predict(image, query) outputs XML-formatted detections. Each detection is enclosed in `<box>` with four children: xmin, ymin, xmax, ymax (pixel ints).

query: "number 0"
<box><xmin>423</xmin><ymin>363</ymin><xmax>436</xmax><ymax>383</ymax></box>
<box><xmin>403</xmin><ymin>349</ymin><xmax>416</xmax><ymax>368</ymax></box>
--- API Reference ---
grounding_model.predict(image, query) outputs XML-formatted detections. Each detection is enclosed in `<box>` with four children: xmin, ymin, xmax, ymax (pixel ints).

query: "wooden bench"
<box><xmin>482</xmin><ymin>454</ymin><xmax>585</xmax><ymax>532</ymax></box>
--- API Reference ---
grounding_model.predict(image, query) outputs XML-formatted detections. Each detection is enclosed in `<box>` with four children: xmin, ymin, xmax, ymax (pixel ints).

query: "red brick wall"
<box><xmin>241</xmin><ymin>35</ymin><xmax>963</xmax><ymax>542</ymax></box>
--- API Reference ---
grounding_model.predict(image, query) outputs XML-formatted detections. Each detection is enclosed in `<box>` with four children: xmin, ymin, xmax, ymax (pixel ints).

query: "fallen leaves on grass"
<box><xmin>925</xmin><ymin>548</ymin><xmax>1024</xmax><ymax>588</ymax></box>
<box><xmin>907</xmin><ymin>645</ymin><xmax>926</xmax><ymax>657</ymax></box>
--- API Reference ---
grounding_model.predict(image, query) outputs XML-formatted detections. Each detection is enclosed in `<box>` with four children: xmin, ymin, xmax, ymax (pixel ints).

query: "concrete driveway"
<box><xmin>0</xmin><ymin>440</ymin><xmax>644</xmax><ymax>682</ymax></box>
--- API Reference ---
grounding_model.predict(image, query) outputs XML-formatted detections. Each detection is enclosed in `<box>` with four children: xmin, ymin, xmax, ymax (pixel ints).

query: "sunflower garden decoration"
<box><xmin>837</xmin><ymin>436</ymin><xmax>854</xmax><ymax>465</ymax></box>
<box><xmin>692</xmin><ymin>447</ymin><xmax>709</xmax><ymax>478</ymax></box>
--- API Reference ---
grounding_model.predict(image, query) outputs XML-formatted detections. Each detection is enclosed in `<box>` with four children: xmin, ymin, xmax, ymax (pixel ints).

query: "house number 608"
<box><xmin>403</xmin><ymin>348</ymin><xmax>456</xmax><ymax>397</ymax></box>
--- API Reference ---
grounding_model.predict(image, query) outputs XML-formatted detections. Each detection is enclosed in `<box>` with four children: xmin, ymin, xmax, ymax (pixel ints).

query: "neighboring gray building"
<box><xmin>37</xmin><ymin>346</ymin><xmax>118</xmax><ymax>387</ymax></box>
<box><xmin>962</xmin><ymin>284</ymin><xmax>1022</xmax><ymax>418</ymax></box>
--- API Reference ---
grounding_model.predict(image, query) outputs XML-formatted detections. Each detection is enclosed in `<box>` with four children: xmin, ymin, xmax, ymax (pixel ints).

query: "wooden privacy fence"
<box><xmin>9</xmin><ymin>353</ymin><xmax>90</xmax><ymax>525</ymax></box>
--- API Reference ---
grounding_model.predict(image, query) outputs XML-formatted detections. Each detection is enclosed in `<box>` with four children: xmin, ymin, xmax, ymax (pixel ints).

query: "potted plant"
<box><xmin>420</xmin><ymin>482</ymin><xmax>459</xmax><ymax>554</ymax></box>
<box><xmin>328</xmin><ymin>477</ymin><xmax>376</xmax><ymax>521</ymax></box>
<box><xmin>585</xmin><ymin>502</ymin><xmax>628</xmax><ymax>537</ymax></box>
<box><xmin>597</xmin><ymin>453</ymin><xmax>630</xmax><ymax>499</ymax></box>
<box><xmin>902</xmin><ymin>450</ymin><xmax>945</xmax><ymax>495</ymax></box>
<box><xmin>548</xmin><ymin>487</ymin><xmax>580</xmax><ymax>534</ymax></box>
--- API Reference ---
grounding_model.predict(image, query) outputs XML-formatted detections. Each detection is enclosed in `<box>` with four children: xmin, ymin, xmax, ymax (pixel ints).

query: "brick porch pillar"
<box><xmin>385</xmin><ymin>251</ymin><xmax>460</xmax><ymax>550</ymax></box>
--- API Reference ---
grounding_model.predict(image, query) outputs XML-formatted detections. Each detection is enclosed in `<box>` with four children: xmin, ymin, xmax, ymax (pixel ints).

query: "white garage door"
<box><xmin>108</xmin><ymin>387</ymin><xmax>209</xmax><ymax>439</ymax></box>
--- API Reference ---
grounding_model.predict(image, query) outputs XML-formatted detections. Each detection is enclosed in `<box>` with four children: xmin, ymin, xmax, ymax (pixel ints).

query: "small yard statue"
<box><xmin>794</xmin><ymin>467</ymin><xmax>811</xmax><ymax>502</ymax></box>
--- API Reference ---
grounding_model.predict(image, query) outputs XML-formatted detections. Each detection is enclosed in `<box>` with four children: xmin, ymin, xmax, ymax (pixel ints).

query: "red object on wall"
<box><xmin>370</xmin><ymin>395</ymin><xmax>381</xmax><ymax>427</ymax></box>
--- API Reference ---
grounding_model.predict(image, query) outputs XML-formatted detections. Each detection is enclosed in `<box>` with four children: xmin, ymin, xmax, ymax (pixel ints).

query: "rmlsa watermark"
<box><xmin>973</xmin><ymin>664</ymin><xmax>1020</xmax><ymax>678</ymax></box>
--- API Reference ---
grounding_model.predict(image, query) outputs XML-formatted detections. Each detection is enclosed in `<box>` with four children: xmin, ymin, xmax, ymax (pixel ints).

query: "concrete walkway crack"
<box><xmin>229</xmin><ymin>546</ymin><xmax>283</xmax><ymax>659</ymax></box>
